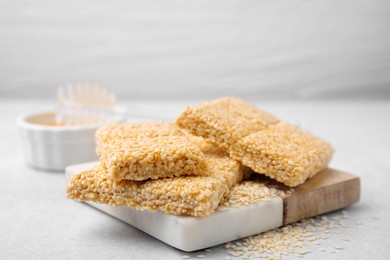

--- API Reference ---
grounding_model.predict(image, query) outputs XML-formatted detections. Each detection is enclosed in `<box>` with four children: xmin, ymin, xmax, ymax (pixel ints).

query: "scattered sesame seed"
<box><xmin>182</xmin><ymin>256</ymin><xmax>190</xmax><ymax>259</ymax></box>
<box><xmin>224</xmin><ymin>211</ymin><xmax>356</xmax><ymax>259</ymax></box>
<box><xmin>204</xmin><ymin>249</ymin><xmax>212</xmax><ymax>252</ymax></box>
<box><xmin>196</xmin><ymin>255</ymin><xmax>205</xmax><ymax>258</ymax></box>
<box><xmin>227</xmin><ymin>250</ymin><xmax>236</xmax><ymax>256</ymax></box>
<box><xmin>220</xmin><ymin>180</ymin><xmax>292</xmax><ymax>208</ymax></box>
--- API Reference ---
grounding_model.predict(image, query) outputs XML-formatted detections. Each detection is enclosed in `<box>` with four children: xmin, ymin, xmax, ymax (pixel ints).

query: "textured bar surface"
<box><xmin>95</xmin><ymin>122</ymin><xmax>208</xmax><ymax>181</ymax></box>
<box><xmin>238</xmin><ymin>121</ymin><xmax>334</xmax><ymax>187</ymax></box>
<box><xmin>176</xmin><ymin>97</ymin><xmax>333</xmax><ymax>187</ymax></box>
<box><xmin>67</xmin><ymin>150</ymin><xmax>243</xmax><ymax>217</ymax></box>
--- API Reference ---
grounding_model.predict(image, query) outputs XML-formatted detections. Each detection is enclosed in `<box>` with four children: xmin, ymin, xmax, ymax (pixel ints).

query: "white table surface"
<box><xmin>1</xmin><ymin>99</ymin><xmax>389</xmax><ymax>259</ymax></box>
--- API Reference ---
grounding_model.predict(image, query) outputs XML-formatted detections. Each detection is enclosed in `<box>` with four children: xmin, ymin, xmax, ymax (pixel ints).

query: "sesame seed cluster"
<box><xmin>67</xmin><ymin>123</ymin><xmax>244</xmax><ymax>217</ymax></box>
<box><xmin>178</xmin><ymin>210</ymin><xmax>358</xmax><ymax>259</ymax></box>
<box><xmin>220</xmin><ymin>181</ymin><xmax>293</xmax><ymax>209</ymax></box>
<box><xmin>176</xmin><ymin>97</ymin><xmax>334</xmax><ymax>187</ymax></box>
<box><xmin>224</xmin><ymin>211</ymin><xmax>354</xmax><ymax>260</ymax></box>
<box><xmin>95</xmin><ymin>122</ymin><xmax>208</xmax><ymax>181</ymax></box>
<box><xmin>68</xmin><ymin>97</ymin><xmax>334</xmax><ymax>217</ymax></box>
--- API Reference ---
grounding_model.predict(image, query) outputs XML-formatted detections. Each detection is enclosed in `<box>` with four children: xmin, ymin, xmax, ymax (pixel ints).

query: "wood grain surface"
<box><xmin>282</xmin><ymin>168</ymin><xmax>360</xmax><ymax>224</ymax></box>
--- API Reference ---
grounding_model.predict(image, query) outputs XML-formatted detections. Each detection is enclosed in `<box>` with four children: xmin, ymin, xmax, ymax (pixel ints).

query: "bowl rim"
<box><xmin>15</xmin><ymin>108</ymin><xmax>118</xmax><ymax>131</ymax></box>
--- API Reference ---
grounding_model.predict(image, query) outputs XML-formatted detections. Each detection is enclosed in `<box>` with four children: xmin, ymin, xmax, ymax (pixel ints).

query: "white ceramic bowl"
<box><xmin>16</xmin><ymin>109</ymin><xmax>121</xmax><ymax>171</ymax></box>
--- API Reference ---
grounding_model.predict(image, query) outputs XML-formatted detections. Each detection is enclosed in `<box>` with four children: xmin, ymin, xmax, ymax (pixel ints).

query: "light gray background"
<box><xmin>1</xmin><ymin>0</ymin><xmax>390</xmax><ymax>99</ymax></box>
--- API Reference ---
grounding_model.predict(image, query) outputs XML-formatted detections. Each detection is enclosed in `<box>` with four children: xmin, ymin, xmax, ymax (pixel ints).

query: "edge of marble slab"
<box><xmin>65</xmin><ymin>162</ymin><xmax>283</xmax><ymax>252</ymax></box>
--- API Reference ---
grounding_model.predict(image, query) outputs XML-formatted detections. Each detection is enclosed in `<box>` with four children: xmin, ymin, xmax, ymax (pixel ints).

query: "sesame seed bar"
<box><xmin>176</xmin><ymin>97</ymin><xmax>279</xmax><ymax>151</ymax></box>
<box><xmin>176</xmin><ymin>97</ymin><xmax>333</xmax><ymax>187</ymax></box>
<box><xmin>239</xmin><ymin>121</ymin><xmax>334</xmax><ymax>187</ymax></box>
<box><xmin>95</xmin><ymin>122</ymin><xmax>208</xmax><ymax>181</ymax></box>
<box><xmin>67</xmin><ymin>150</ymin><xmax>243</xmax><ymax>217</ymax></box>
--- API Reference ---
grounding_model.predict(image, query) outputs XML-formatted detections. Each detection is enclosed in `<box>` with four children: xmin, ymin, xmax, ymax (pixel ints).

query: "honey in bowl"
<box><xmin>24</xmin><ymin>113</ymin><xmax>68</xmax><ymax>127</ymax></box>
<box><xmin>41</xmin><ymin>122</ymin><xmax>65</xmax><ymax>127</ymax></box>
<box><xmin>17</xmin><ymin>110</ymin><xmax>100</xmax><ymax>171</ymax></box>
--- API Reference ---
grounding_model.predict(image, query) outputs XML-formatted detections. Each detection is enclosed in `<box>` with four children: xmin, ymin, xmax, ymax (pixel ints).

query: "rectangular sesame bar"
<box><xmin>95</xmin><ymin>122</ymin><xmax>208</xmax><ymax>181</ymax></box>
<box><xmin>238</xmin><ymin>121</ymin><xmax>334</xmax><ymax>187</ymax></box>
<box><xmin>67</xmin><ymin>150</ymin><xmax>243</xmax><ymax>217</ymax></box>
<box><xmin>176</xmin><ymin>97</ymin><xmax>279</xmax><ymax>151</ymax></box>
<box><xmin>176</xmin><ymin>97</ymin><xmax>334</xmax><ymax>187</ymax></box>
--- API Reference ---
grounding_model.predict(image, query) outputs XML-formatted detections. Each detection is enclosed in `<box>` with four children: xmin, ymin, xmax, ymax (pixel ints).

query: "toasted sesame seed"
<box><xmin>182</xmin><ymin>256</ymin><xmax>190</xmax><ymax>259</ymax></box>
<box><xmin>224</xmin><ymin>211</ymin><xmax>354</xmax><ymax>259</ymax></box>
<box><xmin>219</xmin><ymin>180</ymin><xmax>292</xmax><ymax>208</ymax></box>
<box><xmin>67</xmin><ymin>135</ymin><xmax>244</xmax><ymax>217</ymax></box>
<box><xmin>197</xmin><ymin>255</ymin><xmax>205</xmax><ymax>258</ymax></box>
<box><xmin>176</xmin><ymin>97</ymin><xmax>333</xmax><ymax>187</ymax></box>
<box><xmin>227</xmin><ymin>250</ymin><xmax>236</xmax><ymax>256</ymax></box>
<box><xmin>95</xmin><ymin>122</ymin><xmax>209</xmax><ymax>181</ymax></box>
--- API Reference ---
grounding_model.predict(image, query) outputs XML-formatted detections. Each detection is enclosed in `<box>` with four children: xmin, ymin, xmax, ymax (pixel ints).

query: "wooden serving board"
<box><xmin>281</xmin><ymin>168</ymin><xmax>360</xmax><ymax>224</ymax></box>
<box><xmin>66</xmin><ymin>163</ymin><xmax>360</xmax><ymax>251</ymax></box>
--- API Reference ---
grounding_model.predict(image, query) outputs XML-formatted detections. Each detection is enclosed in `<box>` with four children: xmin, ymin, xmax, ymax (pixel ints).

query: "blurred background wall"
<box><xmin>1</xmin><ymin>0</ymin><xmax>389</xmax><ymax>100</ymax></box>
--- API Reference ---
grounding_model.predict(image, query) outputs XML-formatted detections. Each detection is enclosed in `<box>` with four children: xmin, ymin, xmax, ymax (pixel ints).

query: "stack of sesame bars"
<box><xmin>67</xmin><ymin>97</ymin><xmax>334</xmax><ymax>217</ymax></box>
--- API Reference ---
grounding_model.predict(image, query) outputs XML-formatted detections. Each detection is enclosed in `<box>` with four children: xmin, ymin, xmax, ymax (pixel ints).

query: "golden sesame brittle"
<box><xmin>176</xmin><ymin>97</ymin><xmax>279</xmax><ymax>151</ymax></box>
<box><xmin>67</xmin><ymin>150</ymin><xmax>243</xmax><ymax>217</ymax></box>
<box><xmin>95</xmin><ymin>122</ymin><xmax>208</xmax><ymax>181</ymax></box>
<box><xmin>176</xmin><ymin>97</ymin><xmax>333</xmax><ymax>187</ymax></box>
